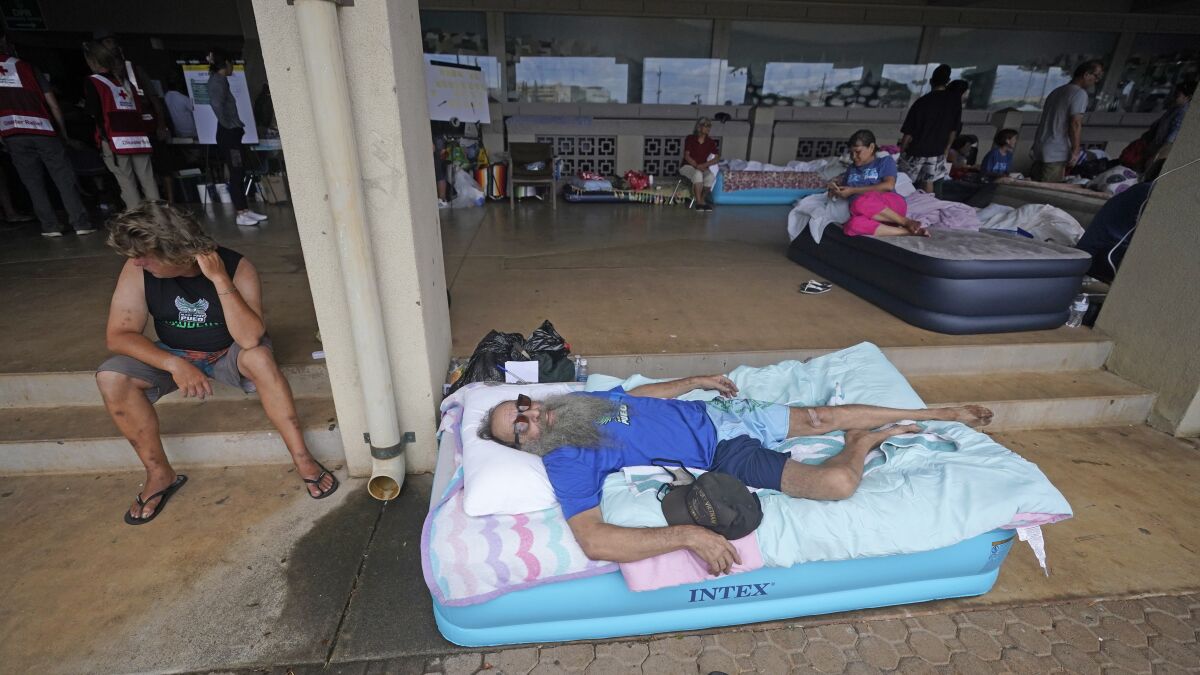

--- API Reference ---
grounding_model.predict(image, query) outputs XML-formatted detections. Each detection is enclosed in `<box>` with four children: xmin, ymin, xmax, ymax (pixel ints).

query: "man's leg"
<box><xmin>132</xmin><ymin>154</ymin><xmax>161</xmax><ymax>201</ymax></box>
<box><xmin>780</xmin><ymin>425</ymin><xmax>919</xmax><ymax>500</ymax></box>
<box><xmin>7</xmin><ymin>135</ymin><xmax>62</xmax><ymax>233</ymax></box>
<box><xmin>96</xmin><ymin>370</ymin><xmax>178</xmax><ymax>519</ymax></box>
<box><xmin>236</xmin><ymin>345</ymin><xmax>335</xmax><ymax>496</ymax></box>
<box><xmin>36</xmin><ymin>136</ymin><xmax>94</xmax><ymax>232</ymax></box>
<box><xmin>787</xmin><ymin>402</ymin><xmax>993</xmax><ymax>437</ymax></box>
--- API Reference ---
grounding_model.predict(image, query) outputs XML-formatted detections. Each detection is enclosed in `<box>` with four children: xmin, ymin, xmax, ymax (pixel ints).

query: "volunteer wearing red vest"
<box><xmin>83</xmin><ymin>41</ymin><xmax>160</xmax><ymax>209</ymax></box>
<box><xmin>0</xmin><ymin>30</ymin><xmax>94</xmax><ymax>236</ymax></box>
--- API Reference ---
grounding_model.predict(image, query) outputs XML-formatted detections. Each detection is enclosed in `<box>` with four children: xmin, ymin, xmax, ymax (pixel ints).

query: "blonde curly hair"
<box><xmin>107</xmin><ymin>201</ymin><xmax>217</xmax><ymax>266</ymax></box>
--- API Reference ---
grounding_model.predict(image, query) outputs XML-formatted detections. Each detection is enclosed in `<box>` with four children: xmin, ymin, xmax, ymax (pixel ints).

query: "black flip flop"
<box><xmin>123</xmin><ymin>474</ymin><xmax>188</xmax><ymax>525</ymax></box>
<box><xmin>303</xmin><ymin>462</ymin><xmax>339</xmax><ymax>500</ymax></box>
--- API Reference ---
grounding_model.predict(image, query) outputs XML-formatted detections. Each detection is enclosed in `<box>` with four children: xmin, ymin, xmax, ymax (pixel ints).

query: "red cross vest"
<box><xmin>0</xmin><ymin>54</ymin><xmax>56</xmax><ymax>138</ymax></box>
<box><xmin>89</xmin><ymin>73</ymin><xmax>152</xmax><ymax>154</ymax></box>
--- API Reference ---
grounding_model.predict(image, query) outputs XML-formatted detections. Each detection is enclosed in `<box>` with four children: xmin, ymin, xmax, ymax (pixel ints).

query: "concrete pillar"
<box><xmin>748</xmin><ymin>106</ymin><xmax>775</xmax><ymax>163</ymax></box>
<box><xmin>711</xmin><ymin>20</ymin><xmax>730</xmax><ymax>60</ymax></box>
<box><xmin>1099</xmin><ymin>32</ymin><xmax>1136</xmax><ymax>111</ymax></box>
<box><xmin>251</xmin><ymin>0</ymin><xmax>452</xmax><ymax>474</ymax></box>
<box><xmin>1096</xmin><ymin>100</ymin><xmax>1200</xmax><ymax>437</ymax></box>
<box><xmin>486</xmin><ymin>11</ymin><xmax>507</xmax><ymax>100</ymax></box>
<box><xmin>915</xmin><ymin>26</ymin><xmax>940</xmax><ymax>65</ymax></box>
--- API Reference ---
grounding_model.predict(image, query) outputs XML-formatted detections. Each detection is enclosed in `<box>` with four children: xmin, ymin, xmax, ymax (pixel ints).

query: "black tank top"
<box><xmin>145</xmin><ymin>247</ymin><xmax>243</xmax><ymax>352</ymax></box>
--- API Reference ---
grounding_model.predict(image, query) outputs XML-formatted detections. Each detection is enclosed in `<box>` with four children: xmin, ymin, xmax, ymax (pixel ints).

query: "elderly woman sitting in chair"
<box><xmin>680</xmin><ymin>117</ymin><xmax>719</xmax><ymax>211</ymax></box>
<box><xmin>828</xmin><ymin>129</ymin><xmax>929</xmax><ymax>237</ymax></box>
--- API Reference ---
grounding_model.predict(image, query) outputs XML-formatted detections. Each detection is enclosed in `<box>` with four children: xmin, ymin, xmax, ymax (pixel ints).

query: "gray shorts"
<box><xmin>899</xmin><ymin>154</ymin><xmax>949</xmax><ymax>184</ymax></box>
<box><xmin>97</xmin><ymin>338</ymin><xmax>271</xmax><ymax>403</ymax></box>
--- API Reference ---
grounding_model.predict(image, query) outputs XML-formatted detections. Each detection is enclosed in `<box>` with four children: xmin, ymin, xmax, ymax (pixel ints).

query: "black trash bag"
<box><xmin>447</xmin><ymin>321</ymin><xmax>576</xmax><ymax>394</ymax></box>
<box><xmin>447</xmin><ymin>329</ymin><xmax>530</xmax><ymax>395</ymax></box>
<box><xmin>525</xmin><ymin>320</ymin><xmax>576</xmax><ymax>383</ymax></box>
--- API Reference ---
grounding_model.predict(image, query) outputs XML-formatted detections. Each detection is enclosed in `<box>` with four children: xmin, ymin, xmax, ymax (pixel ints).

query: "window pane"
<box><xmin>729</xmin><ymin>21</ymin><xmax>920</xmax><ymax>107</ymax></box>
<box><xmin>506</xmin><ymin>14</ymin><xmax>712</xmax><ymax>103</ymax></box>
<box><xmin>514</xmin><ymin>57</ymin><xmax>629</xmax><ymax>103</ymax></box>
<box><xmin>1118</xmin><ymin>34</ymin><xmax>1199</xmax><ymax>112</ymax></box>
<box><xmin>642</xmin><ymin>59</ymin><xmax>747</xmax><ymax>105</ymax></box>
<box><xmin>419</xmin><ymin>11</ymin><xmax>487</xmax><ymax>54</ymax></box>
<box><xmin>424</xmin><ymin>54</ymin><xmax>503</xmax><ymax>95</ymax></box>
<box><xmin>928</xmin><ymin>28</ymin><xmax>1117</xmax><ymax>111</ymax></box>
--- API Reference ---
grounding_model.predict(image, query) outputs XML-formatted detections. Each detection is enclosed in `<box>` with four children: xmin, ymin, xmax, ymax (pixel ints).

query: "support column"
<box><xmin>915</xmin><ymin>26</ymin><xmax>940</xmax><ymax>65</ymax></box>
<box><xmin>1099</xmin><ymin>32</ymin><xmax>1136</xmax><ymax>111</ymax></box>
<box><xmin>236</xmin><ymin>0</ymin><xmax>267</xmax><ymax>101</ymax></box>
<box><xmin>252</xmin><ymin>0</ymin><xmax>452</xmax><ymax>474</ymax></box>
<box><xmin>711</xmin><ymin>19</ymin><xmax>730</xmax><ymax>60</ymax></box>
<box><xmin>1096</xmin><ymin>101</ymin><xmax>1200</xmax><ymax>436</ymax></box>
<box><xmin>486</xmin><ymin>11</ymin><xmax>507</xmax><ymax>100</ymax></box>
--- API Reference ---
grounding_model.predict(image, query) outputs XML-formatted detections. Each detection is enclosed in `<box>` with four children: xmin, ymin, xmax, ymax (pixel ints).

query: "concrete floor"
<box><xmin>443</xmin><ymin>201</ymin><xmax>1106</xmax><ymax>357</ymax></box>
<box><xmin>1</xmin><ymin>425</ymin><xmax>1197</xmax><ymax>674</ymax></box>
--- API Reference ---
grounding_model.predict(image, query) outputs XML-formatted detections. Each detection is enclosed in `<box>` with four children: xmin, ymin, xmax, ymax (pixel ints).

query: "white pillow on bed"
<box><xmin>459</xmin><ymin>382</ymin><xmax>582</xmax><ymax>516</ymax></box>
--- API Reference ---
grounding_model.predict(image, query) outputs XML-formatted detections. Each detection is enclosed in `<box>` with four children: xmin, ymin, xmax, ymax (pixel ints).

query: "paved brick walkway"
<box><xmin>251</xmin><ymin>594</ymin><xmax>1200</xmax><ymax>674</ymax></box>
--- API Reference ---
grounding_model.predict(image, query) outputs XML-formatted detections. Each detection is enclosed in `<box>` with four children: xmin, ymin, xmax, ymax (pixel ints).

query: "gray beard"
<box><xmin>519</xmin><ymin>394</ymin><xmax>620</xmax><ymax>457</ymax></box>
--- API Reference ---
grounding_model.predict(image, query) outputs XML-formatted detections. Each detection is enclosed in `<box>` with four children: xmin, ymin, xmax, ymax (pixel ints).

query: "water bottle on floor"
<box><xmin>575</xmin><ymin>356</ymin><xmax>588</xmax><ymax>382</ymax></box>
<box><xmin>1065</xmin><ymin>294</ymin><xmax>1089</xmax><ymax>328</ymax></box>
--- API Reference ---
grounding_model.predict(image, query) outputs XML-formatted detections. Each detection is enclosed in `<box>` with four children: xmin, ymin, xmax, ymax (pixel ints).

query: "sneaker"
<box><xmin>437</xmin><ymin>199</ymin><xmax>450</xmax><ymax>209</ymax></box>
<box><xmin>236</xmin><ymin>213</ymin><xmax>260</xmax><ymax>226</ymax></box>
<box><xmin>243</xmin><ymin>210</ymin><xmax>268</xmax><ymax>222</ymax></box>
<box><xmin>75</xmin><ymin>228</ymin><xmax>98</xmax><ymax>235</ymax></box>
<box><xmin>41</xmin><ymin>231</ymin><xmax>63</xmax><ymax>237</ymax></box>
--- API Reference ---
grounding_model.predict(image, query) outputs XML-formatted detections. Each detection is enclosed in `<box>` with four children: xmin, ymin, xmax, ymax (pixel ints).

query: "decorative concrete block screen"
<box><xmin>796</xmin><ymin>138</ymin><xmax>850</xmax><ymax>161</ymax></box>
<box><xmin>536</xmin><ymin>135</ymin><xmax>617</xmax><ymax>175</ymax></box>
<box><xmin>644</xmin><ymin>136</ymin><xmax>721</xmax><ymax>178</ymax></box>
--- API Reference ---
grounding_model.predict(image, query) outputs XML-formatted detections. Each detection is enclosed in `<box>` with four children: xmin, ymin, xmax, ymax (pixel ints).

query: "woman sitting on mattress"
<box><xmin>828</xmin><ymin>129</ymin><xmax>930</xmax><ymax>237</ymax></box>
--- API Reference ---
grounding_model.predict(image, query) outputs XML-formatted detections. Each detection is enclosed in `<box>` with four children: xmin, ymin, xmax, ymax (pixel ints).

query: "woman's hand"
<box><xmin>829</xmin><ymin>184</ymin><xmax>852</xmax><ymax>199</ymax></box>
<box><xmin>195</xmin><ymin>250</ymin><xmax>229</xmax><ymax>285</ymax></box>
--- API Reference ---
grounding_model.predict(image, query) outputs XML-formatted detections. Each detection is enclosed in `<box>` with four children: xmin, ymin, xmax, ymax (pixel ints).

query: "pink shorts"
<box><xmin>843</xmin><ymin>191</ymin><xmax>908</xmax><ymax>237</ymax></box>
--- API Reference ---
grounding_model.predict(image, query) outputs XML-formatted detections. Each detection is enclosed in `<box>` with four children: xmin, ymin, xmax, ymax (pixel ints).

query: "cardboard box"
<box><xmin>261</xmin><ymin>174</ymin><xmax>290</xmax><ymax>204</ymax></box>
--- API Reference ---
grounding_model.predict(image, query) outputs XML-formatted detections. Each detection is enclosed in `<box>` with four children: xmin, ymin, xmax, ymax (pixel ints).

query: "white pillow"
<box><xmin>460</xmin><ymin>382</ymin><xmax>583</xmax><ymax>516</ymax></box>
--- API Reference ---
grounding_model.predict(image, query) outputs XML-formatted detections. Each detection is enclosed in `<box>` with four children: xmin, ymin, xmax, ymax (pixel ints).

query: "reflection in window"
<box><xmin>730</xmin><ymin>21</ymin><xmax>920</xmax><ymax>108</ymax></box>
<box><xmin>641</xmin><ymin>59</ymin><xmax>747</xmax><ymax>105</ymax></box>
<box><xmin>419</xmin><ymin>11</ymin><xmax>487</xmax><ymax>54</ymax></box>
<box><xmin>514</xmin><ymin>57</ymin><xmax>629</xmax><ymax>103</ymax></box>
<box><xmin>506</xmin><ymin>15</ymin><xmax>713</xmax><ymax>103</ymax></box>
<box><xmin>880</xmin><ymin>64</ymin><xmax>969</xmax><ymax>106</ymax></box>
<box><xmin>1118</xmin><ymin>34</ymin><xmax>1199</xmax><ymax>113</ymax></box>
<box><xmin>928</xmin><ymin>28</ymin><xmax>1116</xmax><ymax>111</ymax></box>
<box><xmin>425</xmin><ymin>54</ymin><xmax>502</xmax><ymax>95</ymax></box>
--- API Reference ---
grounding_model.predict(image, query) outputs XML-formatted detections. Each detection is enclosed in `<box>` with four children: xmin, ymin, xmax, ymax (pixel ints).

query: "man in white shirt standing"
<box><xmin>1030</xmin><ymin>60</ymin><xmax>1104</xmax><ymax>183</ymax></box>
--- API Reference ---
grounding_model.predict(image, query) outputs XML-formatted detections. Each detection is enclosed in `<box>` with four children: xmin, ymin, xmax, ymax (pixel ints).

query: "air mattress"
<box><xmin>428</xmin><ymin>429</ymin><xmax>1018</xmax><ymax>647</ymax></box>
<box><xmin>786</xmin><ymin>228</ymin><xmax>1092</xmax><ymax>334</ymax></box>
<box><xmin>711</xmin><ymin>171</ymin><xmax>823</xmax><ymax>205</ymax></box>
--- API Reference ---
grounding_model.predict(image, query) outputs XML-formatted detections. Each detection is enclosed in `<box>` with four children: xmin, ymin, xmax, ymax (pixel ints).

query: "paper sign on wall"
<box><xmin>426</xmin><ymin>61</ymin><xmax>490</xmax><ymax>124</ymax></box>
<box><xmin>181</xmin><ymin>63</ymin><xmax>259</xmax><ymax>146</ymax></box>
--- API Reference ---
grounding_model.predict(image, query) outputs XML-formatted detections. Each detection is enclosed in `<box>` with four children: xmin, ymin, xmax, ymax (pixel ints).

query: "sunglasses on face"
<box><xmin>512</xmin><ymin>393</ymin><xmax>532</xmax><ymax>446</ymax></box>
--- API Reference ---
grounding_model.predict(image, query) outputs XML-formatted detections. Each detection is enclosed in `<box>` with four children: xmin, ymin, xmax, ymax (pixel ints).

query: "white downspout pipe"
<box><xmin>294</xmin><ymin>0</ymin><xmax>406</xmax><ymax>500</ymax></box>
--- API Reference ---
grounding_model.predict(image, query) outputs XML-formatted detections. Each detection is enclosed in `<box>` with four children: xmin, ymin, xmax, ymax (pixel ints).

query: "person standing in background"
<box><xmin>898</xmin><ymin>64</ymin><xmax>961</xmax><ymax>193</ymax></box>
<box><xmin>1030</xmin><ymin>60</ymin><xmax>1104</xmax><ymax>183</ymax></box>
<box><xmin>208</xmin><ymin>49</ymin><xmax>266</xmax><ymax>227</ymax></box>
<box><xmin>0</xmin><ymin>29</ymin><xmax>93</xmax><ymax>236</ymax></box>
<box><xmin>95</xmin><ymin>30</ymin><xmax>169</xmax><ymax>144</ymax></box>
<box><xmin>84</xmin><ymin>40</ymin><xmax>160</xmax><ymax>209</ymax></box>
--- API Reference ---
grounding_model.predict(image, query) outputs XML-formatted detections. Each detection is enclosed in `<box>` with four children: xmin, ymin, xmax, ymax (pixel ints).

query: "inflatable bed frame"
<box><xmin>424</xmin><ymin>346</ymin><xmax>1070</xmax><ymax>647</ymax></box>
<box><xmin>787</xmin><ymin>227</ymin><xmax>1092</xmax><ymax>334</ymax></box>
<box><xmin>711</xmin><ymin>171</ymin><xmax>823</xmax><ymax>205</ymax></box>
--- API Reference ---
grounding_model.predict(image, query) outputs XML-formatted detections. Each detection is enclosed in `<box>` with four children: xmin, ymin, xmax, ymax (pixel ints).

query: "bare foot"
<box><xmin>950</xmin><ymin>404</ymin><xmax>993</xmax><ymax>428</ymax></box>
<box><xmin>295</xmin><ymin>455</ymin><xmax>336</xmax><ymax>497</ymax></box>
<box><xmin>130</xmin><ymin>468</ymin><xmax>178</xmax><ymax>519</ymax></box>
<box><xmin>903</xmin><ymin>219</ymin><xmax>931</xmax><ymax>237</ymax></box>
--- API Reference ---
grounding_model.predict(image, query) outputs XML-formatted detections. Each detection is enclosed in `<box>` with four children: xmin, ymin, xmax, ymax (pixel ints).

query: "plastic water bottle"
<box><xmin>575</xmin><ymin>357</ymin><xmax>589</xmax><ymax>382</ymax></box>
<box><xmin>1065</xmin><ymin>294</ymin><xmax>1089</xmax><ymax>328</ymax></box>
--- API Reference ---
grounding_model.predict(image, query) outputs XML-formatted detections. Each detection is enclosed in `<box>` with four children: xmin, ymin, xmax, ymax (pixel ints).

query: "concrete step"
<box><xmin>0</xmin><ymin>363</ymin><xmax>332</xmax><ymax>409</ymax></box>
<box><xmin>0</xmin><ymin>397</ymin><xmax>342</xmax><ymax>474</ymax></box>
<box><xmin>911</xmin><ymin>370</ymin><xmax>1155</xmax><ymax>432</ymax></box>
<box><xmin>586</xmin><ymin>339</ymin><xmax>1113</xmax><ymax>379</ymax></box>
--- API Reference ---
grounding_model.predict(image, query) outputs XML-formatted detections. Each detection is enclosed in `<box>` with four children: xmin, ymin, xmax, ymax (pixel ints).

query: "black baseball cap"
<box><xmin>661</xmin><ymin>471</ymin><xmax>763</xmax><ymax>540</ymax></box>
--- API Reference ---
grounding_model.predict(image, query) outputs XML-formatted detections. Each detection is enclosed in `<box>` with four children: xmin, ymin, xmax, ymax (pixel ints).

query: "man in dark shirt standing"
<box><xmin>96</xmin><ymin>202</ymin><xmax>337</xmax><ymax>526</ymax></box>
<box><xmin>898</xmin><ymin>64</ymin><xmax>961</xmax><ymax>192</ymax></box>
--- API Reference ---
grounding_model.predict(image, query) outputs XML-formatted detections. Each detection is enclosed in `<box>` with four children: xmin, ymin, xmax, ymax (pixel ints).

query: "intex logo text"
<box><xmin>687</xmin><ymin>582</ymin><xmax>773</xmax><ymax>603</ymax></box>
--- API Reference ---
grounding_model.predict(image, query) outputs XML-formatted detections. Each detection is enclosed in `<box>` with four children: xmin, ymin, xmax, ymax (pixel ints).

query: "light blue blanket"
<box><xmin>597</xmin><ymin>343</ymin><xmax>1072</xmax><ymax>567</ymax></box>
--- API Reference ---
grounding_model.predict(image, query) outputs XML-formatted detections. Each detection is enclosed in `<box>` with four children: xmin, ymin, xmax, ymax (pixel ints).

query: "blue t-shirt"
<box><xmin>542</xmin><ymin>388</ymin><xmax>718</xmax><ymax>520</ymax></box>
<box><xmin>843</xmin><ymin>155</ymin><xmax>897</xmax><ymax>188</ymax></box>
<box><xmin>980</xmin><ymin>148</ymin><xmax>1012</xmax><ymax>176</ymax></box>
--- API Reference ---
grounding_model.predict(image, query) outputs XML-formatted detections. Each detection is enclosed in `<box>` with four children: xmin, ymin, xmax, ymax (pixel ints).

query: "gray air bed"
<box><xmin>786</xmin><ymin>228</ymin><xmax>1092</xmax><ymax>334</ymax></box>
